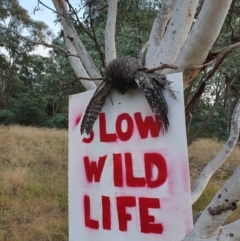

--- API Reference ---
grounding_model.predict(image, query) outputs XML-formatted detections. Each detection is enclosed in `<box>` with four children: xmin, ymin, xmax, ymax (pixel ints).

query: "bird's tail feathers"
<box><xmin>80</xmin><ymin>81</ymin><xmax>111</xmax><ymax>135</ymax></box>
<box><xmin>135</xmin><ymin>72</ymin><xmax>169</xmax><ymax>133</ymax></box>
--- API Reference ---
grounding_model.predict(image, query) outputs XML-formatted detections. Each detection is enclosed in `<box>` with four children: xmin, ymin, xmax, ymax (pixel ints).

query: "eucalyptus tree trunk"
<box><xmin>51</xmin><ymin>0</ymin><xmax>239</xmax><ymax>240</ymax></box>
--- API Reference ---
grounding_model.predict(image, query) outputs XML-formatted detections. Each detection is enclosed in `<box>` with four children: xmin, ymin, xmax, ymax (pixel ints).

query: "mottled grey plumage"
<box><xmin>80</xmin><ymin>56</ymin><xmax>174</xmax><ymax>135</ymax></box>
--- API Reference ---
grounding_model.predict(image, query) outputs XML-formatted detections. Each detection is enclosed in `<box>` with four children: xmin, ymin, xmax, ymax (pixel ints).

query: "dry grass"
<box><xmin>0</xmin><ymin>125</ymin><xmax>68</xmax><ymax>241</ymax></box>
<box><xmin>0</xmin><ymin>126</ymin><xmax>239</xmax><ymax>240</ymax></box>
<box><xmin>189</xmin><ymin>138</ymin><xmax>240</xmax><ymax>224</ymax></box>
<box><xmin>2</xmin><ymin>168</ymin><xmax>26</xmax><ymax>194</ymax></box>
<box><xmin>189</xmin><ymin>138</ymin><xmax>240</xmax><ymax>182</ymax></box>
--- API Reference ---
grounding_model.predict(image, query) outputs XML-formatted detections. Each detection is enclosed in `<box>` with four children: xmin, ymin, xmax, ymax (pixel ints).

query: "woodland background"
<box><xmin>0</xmin><ymin>0</ymin><xmax>239</xmax><ymax>144</ymax></box>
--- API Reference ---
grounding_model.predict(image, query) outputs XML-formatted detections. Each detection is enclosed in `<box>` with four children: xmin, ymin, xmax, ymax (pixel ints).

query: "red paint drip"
<box><xmin>75</xmin><ymin>114</ymin><xmax>82</xmax><ymax>128</ymax></box>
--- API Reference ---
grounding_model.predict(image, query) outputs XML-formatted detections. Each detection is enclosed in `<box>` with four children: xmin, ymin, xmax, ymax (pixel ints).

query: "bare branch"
<box><xmin>64</xmin><ymin>0</ymin><xmax>105</xmax><ymax>67</ymax></box>
<box><xmin>194</xmin><ymin>59</ymin><xmax>216</xmax><ymax>69</ymax></box>
<box><xmin>105</xmin><ymin>0</ymin><xmax>118</xmax><ymax>65</ymax></box>
<box><xmin>183</xmin><ymin>51</ymin><xmax>230</xmax><ymax>89</ymax></box>
<box><xmin>144</xmin><ymin>64</ymin><xmax>178</xmax><ymax>73</ymax></box>
<box><xmin>201</xmin><ymin>52</ymin><xmax>231</xmax><ymax>85</ymax></box>
<box><xmin>64</xmin><ymin>0</ymin><xmax>95</xmax><ymax>38</ymax></box>
<box><xmin>184</xmin><ymin>166</ymin><xmax>240</xmax><ymax>241</ymax></box>
<box><xmin>210</xmin><ymin>42</ymin><xmax>240</xmax><ymax>55</ymax></box>
<box><xmin>0</xmin><ymin>24</ymin><xmax>69</xmax><ymax>56</ymax></box>
<box><xmin>185</xmin><ymin>53</ymin><xmax>230</xmax><ymax>137</ymax></box>
<box><xmin>38</xmin><ymin>0</ymin><xmax>76</xmax><ymax>22</ymax></box>
<box><xmin>207</xmin><ymin>202</ymin><xmax>237</xmax><ymax>216</ymax></box>
<box><xmin>52</xmin><ymin>0</ymin><xmax>101</xmax><ymax>79</ymax></box>
<box><xmin>88</xmin><ymin>2</ymin><xmax>105</xmax><ymax>67</ymax></box>
<box><xmin>191</xmin><ymin>98</ymin><xmax>240</xmax><ymax>204</ymax></box>
<box><xmin>63</xmin><ymin>34</ymin><xmax>96</xmax><ymax>90</ymax></box>
<box><xmin>187</xmin><ymin>84</ymin><xmax>225</xmax><ymax>146</ymax></box>
<box><xmin>185</xmin><ymin>80</ymin><xmax>206</xmax><ymax>116</ymax></box>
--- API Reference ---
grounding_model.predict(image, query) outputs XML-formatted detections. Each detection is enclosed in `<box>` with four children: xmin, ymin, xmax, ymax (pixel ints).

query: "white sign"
<box><xmin>68</xmin><ymin>73</ymin><xmax>192</xmax><ymax>241</ymax></box>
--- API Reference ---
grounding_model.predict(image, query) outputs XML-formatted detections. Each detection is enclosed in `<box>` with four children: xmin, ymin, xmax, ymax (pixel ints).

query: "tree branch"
<box><xmin>63</xmin><ymin>34</ymin><xmax>97</xmax><ymax>90</ymax></box>
<box><xmin>191</xmin><ymin>98</ymin><xmax>240</xmax><ymax>204</ymax></box>
<box><xmin>185</xmin><ymin>53</ymin><xmax>229</xmax><ymax>119</ymax></box>
<box><xmin>184</xmin><ymin>166</ymin><xmax>240</xmax><ymax>241</ymax></box>
<box><xmin>210</xmin><ymin>42</ymin><xmax>240</xmax><ymax>55</ymax></box>
<box><xmin>203</xmin><ymin>52</ymin><xmax>231</xmax><ymax>82</ymax></box>
<box><xmin>187</xmin><ymin>83</ymin><xmax>225</xmax><ymax>146</ymax></box>
<box><xmin>38</xmin><ymin>0</ymin><xmax>77</xmax><ymax>22</ymax></box>
<box><xmin>88</xmin><ymin>2</ymin><xmax>106</xmax><ymax>67</ymax></box>
<box><xmin>185</xmin><ymin>80</ymin><xmax>206</xmax><ymax>116</ymax></box>
<box><xmin>146</xmin><ymin>0</ymin><xmax>199</xmax><ymax>68</ymax></box>
<box><xmin>0</xmin><ymin>24</ymin><xmax>69</xmax><ymax>56</ymax></box>
<box><xmin>173</xmin><ymin>0</ymin><xmax>232</xmax><ymax>89</ymax></box>
<box><xmin>63</xmin><ymin>0</ymin><xmax>96</xmax><ymax>39</ymax></box>
<box><xmin>52</xmin><ymin>0</ymin><xmax>101</xmax><ymax>79</ymax></box>
<box><xmin>105</xmin><ymin>0</ymin><xmax>118</xmax><ymax>65</ymax></box>
<box><xmin>146</xmin><ymin>0</ymin><xmax>177</xmax><ymax>61</ymax></box>
<box><xmin>64</xmin><ymin>0</ymin><xmax>106</xmax><ymax>68</ymax></box>
<box><xmin>144</xmin><ymin>64</ymin><xmax>178</xmax><ymax>73</ymax></box>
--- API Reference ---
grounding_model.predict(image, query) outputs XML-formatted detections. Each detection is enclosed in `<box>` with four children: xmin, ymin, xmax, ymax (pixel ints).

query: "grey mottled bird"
<box><xmin>80</xmin><ymin>56</ymin><xmax>175</xmax><ymax>135</ymax></box>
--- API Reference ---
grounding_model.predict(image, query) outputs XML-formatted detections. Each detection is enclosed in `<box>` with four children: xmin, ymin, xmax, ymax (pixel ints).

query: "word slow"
<box><xmin>82</xmin><ymin>112</ymin><xmax>162</xmax><ymax>143</ymax></box>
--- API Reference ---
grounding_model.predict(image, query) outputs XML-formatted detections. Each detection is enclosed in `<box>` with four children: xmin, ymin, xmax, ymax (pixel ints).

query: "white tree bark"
<box><xmin>146</xmin><ymin>0</ymin><xmax>199</xmax><ymax>68</ymax></box>
<box><xmin>105</xmin><ymin>0</ymin><xmax>118</xmax><ymax>65</ymax></box>
<box><xmin>173</xmin><ymin>0</ymin><xmax>233</xmax><ymax>88</ymax></box>
<box><xmin>183</xmin><ymin>165</ymin><xmax>240</xmax><ymax>241</ymax></box>
<box><xmin>191</xmin><ymin>98</ymin><xmax>240</xmax><ymax>204</ymax></box>
<box><xmin>64</xmin><ymin>35</ymin><xmax>96</xmax><ymax>90</ymax></box>
<box><xmin>146</xmin><ymin>0</ymin><xmax>177</xmax><ymax>61</ymax></box>
<box><xmin>52</xmin><ymin>0</ymin><xmax>101</xmax><ymax>79</ymax></box>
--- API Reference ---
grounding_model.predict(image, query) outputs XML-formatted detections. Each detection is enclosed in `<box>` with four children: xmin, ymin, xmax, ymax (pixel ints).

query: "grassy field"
<box><xmin>0</xmin><ymin>125</ymin><xmax>239</xmax><ymax>240</ymax></box>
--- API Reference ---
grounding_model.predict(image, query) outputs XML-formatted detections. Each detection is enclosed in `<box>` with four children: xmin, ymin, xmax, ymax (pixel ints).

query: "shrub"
<box><xmin>12</xmin><ymin>91</ymin><xmax>48</xmax><ymax>126</ymax></box>
<box><xmin>0</xmin><ymin>109</ymin><xmax>16</xmax><ymax>125</ymax></box>
<box><xmin>47</xmin><ymin>113</ymin><xmax>68</xmax><ymax>129</ymax></box>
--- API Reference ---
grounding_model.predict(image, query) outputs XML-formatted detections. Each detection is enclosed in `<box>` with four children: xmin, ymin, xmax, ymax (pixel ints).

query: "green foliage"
<box><xmin>12</xmin><ymin>91</ymin><xmax>48</xmax><ymax>126</ymax></box>
<box><xmin>79</xmin><ymin>0</ymin><xmax>159</xmax><ymax>68</ymax></box>
<box><xmin>0</xmin><ymin>109</ymin><xmax>15</xmax><ymax>125</ymax></box>
<box><xmin>1</xmin><ymin>0</ymin><xmax>239</xmax><ymax>139</ymax></box>
<box><xmin>46</xmin><ymin>114</ymin><xmax>68</xmax><ymax>129</ymax></box>
<box><xmin>190</xmin><ymin>102</ymin><xmax>229</xmax><ymax>141</ymax></box>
